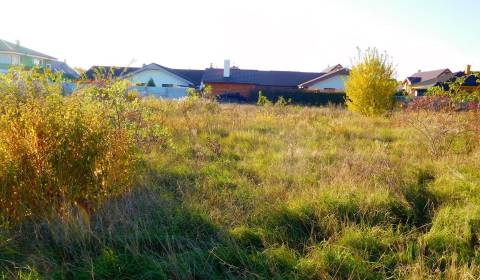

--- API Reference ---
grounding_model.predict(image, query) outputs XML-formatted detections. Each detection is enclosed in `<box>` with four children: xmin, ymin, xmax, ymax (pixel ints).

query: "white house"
<box><xmin>85</xmin><ymin>63</ymin><xmax>204</xmax><ymax>99</ymax></box>
<box><xmin>299</xmin><ymin>65</ymin><xmax>350</xmax><ymax>92</ymax></box>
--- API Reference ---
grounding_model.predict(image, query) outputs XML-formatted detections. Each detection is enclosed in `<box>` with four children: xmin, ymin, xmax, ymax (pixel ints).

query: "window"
<box><xmin>46</xmin><ymin>63</ymin><xmax>51</xmax><ymax>69</ymax></box>
<box><xmin>33</xmin><ymin>58</ymin><xmax>41</xmax><ymax>66</ymax></box>
<box><xmin>0</xmin><ymin>54</ymin><xmax>11</xmax><ymax>64</ymax></box>
<box><xmin>162</xmin><ymin>84</ymin><xmax>174</xmax><ymax>88</ymax></box>
<box><xmin>11</xmin><ymin>55</ymin><xmax>20</xmax><ymax>65</ymax></box>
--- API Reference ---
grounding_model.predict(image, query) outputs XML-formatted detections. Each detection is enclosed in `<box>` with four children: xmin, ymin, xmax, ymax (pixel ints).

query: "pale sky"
<box><xmin>2</xmin><ymin>0</ymin><xmax>479</xmax><ymax>78</ymax></box>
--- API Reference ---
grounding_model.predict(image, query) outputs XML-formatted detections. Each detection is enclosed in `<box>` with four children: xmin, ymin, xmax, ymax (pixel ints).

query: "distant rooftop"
<box><xmin>202</xmin><ymin>68</ymin><xmax>325</xmax><ymax>87</ymax></box>
<box><xmin>0</xmin><ymin>39</ymin><xmax>56</xmax><ymax>60</ymax></box>
<box><xmin>406</xmin><ymin>69</ymin><xmax>451</xmax><ymax>85</ymax></box>
<box><xmin>85</xmin><ymin>64</ymin><xmax>205</xmax><ymax>87</ymax></box>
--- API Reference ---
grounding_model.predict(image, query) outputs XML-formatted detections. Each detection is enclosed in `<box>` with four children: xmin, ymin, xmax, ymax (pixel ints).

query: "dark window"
<box><xmin>162</xmin><ymin>84</ymin><xmax>174</xmax><ymax>88</ymax></box>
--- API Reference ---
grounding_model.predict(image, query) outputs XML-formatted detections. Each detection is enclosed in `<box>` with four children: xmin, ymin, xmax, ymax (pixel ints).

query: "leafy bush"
<box><xmin>345</xmin><ymin>48</ymin><xmax>397</xmax><ymax>116</ymax></box>
<box><xmin>0</xmin><ymin>69</ymin><xmax>139</xmax><ymax>223</ymax></box>
<box><xmin>428</xmin><ymin>73</ymin><xmax>480</xmax><ymax>105</ymax></box>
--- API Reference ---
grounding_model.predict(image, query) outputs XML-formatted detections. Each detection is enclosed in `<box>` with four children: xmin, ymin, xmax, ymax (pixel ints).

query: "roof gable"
<box><xmin>123</xmin><ymin>63</ymin><xmax>196</xmax><ymax>86</ymax></box>
<box><xmin>321</xmin><ymin>64</ymin><xmax>344</xmax><ymax>73</ymax></box>
<box><xmin>0</xmin><ymin>39</ymin><xmax>56</xmax><ymax>60</ymax></box>
<box><xmin>299</xmin><ymin>68</ymin><xmax>350</xmax><ymax>88</ymax></box>
<box><xmin>406</xmin><ymin>69</ymin><xmax>451</xmax><ymax>85</ymax></box>
<box><xmin>84</xmin><ymin>64</ymin><xmax>205</xmax><ymax>87</ymax></box>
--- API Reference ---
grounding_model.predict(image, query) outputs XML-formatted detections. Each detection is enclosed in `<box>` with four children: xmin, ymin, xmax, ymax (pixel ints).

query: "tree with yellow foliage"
<box><xmin>345</xmin><ymin>48</ymin><xmax>397</xmax><ymax>116</ymax></box>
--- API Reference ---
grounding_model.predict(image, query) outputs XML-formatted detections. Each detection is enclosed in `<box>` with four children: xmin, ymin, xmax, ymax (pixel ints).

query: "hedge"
<box><xmin>252</xmin><ymin>90</ymin><xmax>346</xmax><ymax>106</ymax></box>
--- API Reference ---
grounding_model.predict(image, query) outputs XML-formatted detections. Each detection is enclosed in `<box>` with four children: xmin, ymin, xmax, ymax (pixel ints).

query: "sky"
<box><xmin>1</xmin><ymin>0</ymin><xmax>479</xmax><ymax>78</ymax></box>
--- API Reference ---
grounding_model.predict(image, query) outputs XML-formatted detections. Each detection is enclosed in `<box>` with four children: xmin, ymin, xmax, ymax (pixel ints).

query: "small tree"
<box><xmin>345</xmin><ymin>48</ymin><xmax>397</xmax><ymax>116</ymax></box>
<box><xmin>147</xmin><ymin>78</ymin><xmax>156</xmax><ymax>87</ymax></box>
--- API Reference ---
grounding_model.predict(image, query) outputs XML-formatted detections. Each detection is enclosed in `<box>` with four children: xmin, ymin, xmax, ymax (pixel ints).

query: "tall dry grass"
<box><xmin>1</xmin><ymin>75</ymin><xmax>480</xmax><ymax>279</ymax></box>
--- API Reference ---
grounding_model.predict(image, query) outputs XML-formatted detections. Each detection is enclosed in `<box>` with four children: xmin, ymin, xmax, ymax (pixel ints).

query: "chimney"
<box><xmin>224</xmin><ymin>59</ymin><xmax>230</xmax><ymax>78</ymax></box>
<box><xmin>15</xmin><ymin>40</ymin><xmax>20</xmax><ymax>47</ymax></box>
<box><xmin>466</xmin><ymin>64</ymin><xmax>472</xmax><ymax>75</ymax></box>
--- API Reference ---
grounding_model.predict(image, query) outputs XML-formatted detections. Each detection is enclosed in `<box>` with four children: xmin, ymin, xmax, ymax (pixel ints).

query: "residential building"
<box><xmin>432</xmin><ymin>65</ymin><xmax>479</xmax><ymax>93</ymax></box>
<box><xmin>403</xmin><ymin>66</ymin><xmax>479</xmax><ymax>97</ymax></box>
<box><xmin>202</xmin><ymin>60</ymin><xmax>349</xmax><ymax>100</ymax></box>
<box><xmin>85</xmin><ymin>63</ymin><xmax>204</xmax><ymax>99</ymax></box>
<box><xmin>403</xmin><ymin>68</ymin><xmax>452</xmax><ymax>96</ymax></box>
<box><xmin>298</xmin><ymin>64</ymin><xmax>350</xmax><ymax>92</ymax></box>
<box><xmin>0</xmin><ymin>38</ymin><xmax>79</xmax><ymax>79</ymax></box>
<box><xmin>85</xmin><ymin>61</ymin><xmax>349</xmax><ymax>100</ymax></box>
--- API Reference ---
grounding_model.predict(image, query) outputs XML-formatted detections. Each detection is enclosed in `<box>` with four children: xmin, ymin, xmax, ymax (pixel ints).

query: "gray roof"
<box><xmin>406</xmin><ymin>69</ymin><xmax>451</xmax><ymax>85</ymax></box>
<box><xmin>85</xmin><ymin>64</ymin><xmax>205</xmax><ymax>87</ymax></box>
<box><xmin>49</xmin><ymin>61</ymin><xmax>80</xmax><ymax>80</ymax></box>
<box><xmin>0</xmin><ymin>39</ymin><xmax>56</xmax><ymax>60</ymax></box>
<box><xmin>321</xmin><ymin>64</ymin><xmax>344</xmax><ymax>73</ymax></box>
<box><xmin>414</xmin><ymin>71</ymin><xmax>480</xmax><ymax>90</ymax></box>
<box><xmin>202</xmin><ymin>68</ymin><xmax>325</xmax><ymax>87</ymax></box>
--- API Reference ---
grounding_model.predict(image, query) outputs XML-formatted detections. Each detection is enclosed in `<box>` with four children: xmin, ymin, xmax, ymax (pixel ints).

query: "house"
<box><xmin>85</xmin><ymin>63</ymin><xmax>205</xmax><ymax>99</ymax></box>
<box><xmin>298</xmin><ymin>64</ymin><xmax>350</xmax><ymax>92</ymax></box>
<box><xmin>430</xmin><ymin>65</ymin><xmax>479</xmax><ymax>93</ymax></box>
<box><xmin>403</xmin><ymin>68</ymin><xmax>452</xmax><ymax>96</ymax></box>
<box><xmin>202</xmin><ymin>60</ymin><xmax>349</xmax><ymax>100</ymax></box>
<box><xmin>403</xmin><ymin>66</ymin><xmax>480</xmax><ymax>97</ymax></box>
<box><xmin>85</xmin><ymin>60</ymin><xmax>349</xmax><ymax>100</ymax></box>
<box><xmin>0</xmin><ymin>38</ymin><xmax>79</xmax><ymax>79</ymax></box>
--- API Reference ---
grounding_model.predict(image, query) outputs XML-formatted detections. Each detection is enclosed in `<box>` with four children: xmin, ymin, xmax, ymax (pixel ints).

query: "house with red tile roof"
<box><xmin>202</xmin><ymin>61</ymin><xmax>349</xmax><ymax>100</ymax></box>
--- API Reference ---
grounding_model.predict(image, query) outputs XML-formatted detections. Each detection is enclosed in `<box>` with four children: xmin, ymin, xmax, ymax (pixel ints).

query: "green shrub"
<box><xmin>254</xmin><ymin>90</ymin><xmax>346</xmax><ymax>106</ymax></box>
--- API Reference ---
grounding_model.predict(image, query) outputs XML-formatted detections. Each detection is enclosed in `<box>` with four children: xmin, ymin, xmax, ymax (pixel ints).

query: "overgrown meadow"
<box><xmin>1</xmin><ymin>70</ymin><xmax>480</xmax><ymax>279</ymax></box>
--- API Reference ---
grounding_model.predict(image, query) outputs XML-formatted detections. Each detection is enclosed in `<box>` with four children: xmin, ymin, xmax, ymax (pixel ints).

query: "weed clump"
<box><xmin>0</xmin><ymin>69</ymin><xmax>140</xmax><ymax>223</ymax></box>
<box><xmin>423</xmin><ymin>204</ymin><xmax>480</xmax><ymax>265</ymax></box>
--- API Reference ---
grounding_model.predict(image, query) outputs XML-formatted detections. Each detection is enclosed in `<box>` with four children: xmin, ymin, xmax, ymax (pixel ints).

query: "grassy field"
<box><xmin>1</xmin><ymin>94</ymin><xmax>480</xmax><ymax>279</ymax></box>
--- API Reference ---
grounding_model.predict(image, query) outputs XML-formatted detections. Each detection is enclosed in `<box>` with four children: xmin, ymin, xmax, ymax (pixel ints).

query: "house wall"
<box><xmin>306</xmin><ymin>74</ymin><xmax>348</xmax><ymax>92</ymax></box>
<box><xmin>206</xmin><ymin>82</ymin><xmax>257</xmax><ymax>99</ymax></box>
<box><xmin>128</xmin><ymin>69</ymin><xmax>191</xmax><ymax>88</ymax></box>
<box><xmin>0</xmin><ymin>53</ymin><xmax>50</xmax><ymax>71</ymax></box>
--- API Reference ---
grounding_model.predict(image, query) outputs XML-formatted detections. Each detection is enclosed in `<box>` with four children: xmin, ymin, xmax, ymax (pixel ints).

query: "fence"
<box><xmin>130</xmin><ymin>86</ymin><xmax>189</xmax><ymax>99</ymax></box>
